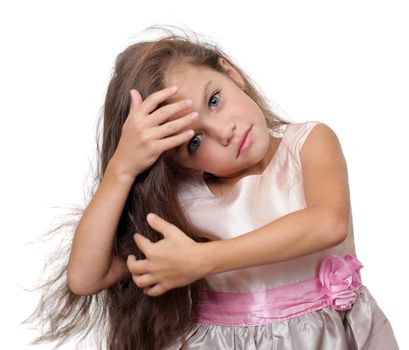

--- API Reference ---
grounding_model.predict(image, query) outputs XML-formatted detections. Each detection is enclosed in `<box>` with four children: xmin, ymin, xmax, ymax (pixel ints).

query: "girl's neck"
<box><xmin>208</xmin><ymin>136</ymin><xmax>281</xmax><ymax>191</ymax></box>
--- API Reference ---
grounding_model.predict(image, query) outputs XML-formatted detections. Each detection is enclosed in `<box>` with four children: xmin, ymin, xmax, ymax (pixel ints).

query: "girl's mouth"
<box><xmin>237</xmin><ymin>126</ymin><xmax>253</xmax><ymax>157</ymax></box>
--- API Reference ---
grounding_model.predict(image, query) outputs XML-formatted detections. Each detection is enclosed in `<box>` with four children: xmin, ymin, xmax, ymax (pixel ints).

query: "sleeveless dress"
<box><xmin>165</xmin><ymin>121</ymin><xmax>399</xmax><ymax>350</ymax></box>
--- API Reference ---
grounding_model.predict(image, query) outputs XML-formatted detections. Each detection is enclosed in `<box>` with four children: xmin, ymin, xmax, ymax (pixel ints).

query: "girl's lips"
<box><xmin>237</xmin><ymin>126</ymin><xmax>252</xmax><ymax>157</ymax></box>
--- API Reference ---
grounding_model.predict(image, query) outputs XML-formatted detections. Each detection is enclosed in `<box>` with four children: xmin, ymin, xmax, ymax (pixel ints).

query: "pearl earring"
<box><xmin>268</xmin><ymin>124</ymin><xmax>288</xmax><ymax>138</ymax></box>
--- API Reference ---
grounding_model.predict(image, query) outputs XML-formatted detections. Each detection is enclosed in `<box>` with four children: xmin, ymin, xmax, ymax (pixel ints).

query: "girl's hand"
<box><xmin>109</xmin><ymin>86</ymin><xmax>198</xmax><ymax>180</ymax></box>
<box><xmin>127</xmin><ymin>213</ymin><xmax>207</xmax><ymax>297</ymax></box>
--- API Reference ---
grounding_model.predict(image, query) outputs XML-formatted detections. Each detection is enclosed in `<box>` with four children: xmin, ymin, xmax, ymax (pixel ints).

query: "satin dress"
<box><xmin>165</xmin><ymin>121</ymin><xmax>399</xmax><ymax>350</ymax></box>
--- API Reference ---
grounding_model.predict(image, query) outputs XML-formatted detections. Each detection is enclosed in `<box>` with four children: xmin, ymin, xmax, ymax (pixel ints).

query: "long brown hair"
<box><xmin>23</xmin><ymin>25</ymin><xmax>291</xmax><ymax>349</ymax></box>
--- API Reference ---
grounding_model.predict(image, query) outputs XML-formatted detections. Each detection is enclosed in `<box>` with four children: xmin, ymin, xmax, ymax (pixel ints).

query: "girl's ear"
<box><xmin>218</xmin><ymin>57</ymin><xmax>245</xmax><ymax>90</ymax></box>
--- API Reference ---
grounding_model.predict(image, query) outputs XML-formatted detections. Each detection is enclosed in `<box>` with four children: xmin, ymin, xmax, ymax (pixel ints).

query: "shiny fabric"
<box><xmin>166</xmin><ymin>121</ymin><xmax>399</xmax><ymax>349</ymax></box>
<box><xmin>166</xmin><ymin>286</ymin><xmax>397</xmax><ymax>350</ymax></box>
<box><xmin>193</xmin><ymin>255</ymin><xmax>364</xmax><ymax>326</ymax></box>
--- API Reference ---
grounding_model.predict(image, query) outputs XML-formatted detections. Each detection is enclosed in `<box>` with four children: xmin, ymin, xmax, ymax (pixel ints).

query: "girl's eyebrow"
<box><xmin>202</xmin><ymin>79</ymin><xmax>213</xmax><ymax>108</ymax></box>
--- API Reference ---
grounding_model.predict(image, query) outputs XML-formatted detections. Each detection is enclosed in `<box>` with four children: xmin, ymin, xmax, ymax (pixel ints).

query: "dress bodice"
<box><xmin>176</xmin><ymin>121</ymin><xmax>356</xmax><ymax>292</ymax></box>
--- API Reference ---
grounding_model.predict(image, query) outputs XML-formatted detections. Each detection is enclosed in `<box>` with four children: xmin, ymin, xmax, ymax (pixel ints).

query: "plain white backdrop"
<box><xmin>1</xmin><ymin>0</ymin><xmax>407</xmax><ymax>348</ymax></box>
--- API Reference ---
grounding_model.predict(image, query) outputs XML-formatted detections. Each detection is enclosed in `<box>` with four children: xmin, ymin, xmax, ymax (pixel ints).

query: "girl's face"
<box><xmin>165</xmin><ymin>59</ymin><xmax>274</xmax><ymax>182</ymax></box>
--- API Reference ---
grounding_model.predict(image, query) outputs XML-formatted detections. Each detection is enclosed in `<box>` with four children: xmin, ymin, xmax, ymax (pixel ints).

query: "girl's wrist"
<box><xmin>197</xmin><ymin>240</ymin><xmax>220</xmax><ymax>278</ymax></box>
<box><xmin>106</xmin><ymin>158</ymin><xmax>138</xmax><ymax>184</ymax></box>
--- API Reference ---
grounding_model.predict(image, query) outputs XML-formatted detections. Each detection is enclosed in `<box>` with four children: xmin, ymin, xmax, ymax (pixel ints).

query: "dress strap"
<box><xmin>291</xmin><ymin>120</ymin><xmax>322</xmax><ymax>154</ymax></box>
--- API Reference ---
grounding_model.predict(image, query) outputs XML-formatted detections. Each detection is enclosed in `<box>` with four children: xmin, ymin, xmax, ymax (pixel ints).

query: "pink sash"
<box><xmin>192</xmin><ymin>255</ymin><xmax>364</xmax><ymax>326</ymax></box>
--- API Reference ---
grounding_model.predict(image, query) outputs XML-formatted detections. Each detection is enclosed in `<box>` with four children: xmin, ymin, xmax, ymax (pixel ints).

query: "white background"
<box><xmin>1</xmin><ymin>0</ymin><xmax>407</xmax><ymax>348</ymax></box>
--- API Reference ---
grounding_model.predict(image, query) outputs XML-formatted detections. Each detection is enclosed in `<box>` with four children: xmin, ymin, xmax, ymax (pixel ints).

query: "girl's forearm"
<box><xmin>67</xmin><ymin>162</ymin><xmax>136</xmax><ymax>295</ymax></box>
<box><xmin>200</xmin><ymin>205</ymin><xmax>348</xmax><ymax>276</ymax></box>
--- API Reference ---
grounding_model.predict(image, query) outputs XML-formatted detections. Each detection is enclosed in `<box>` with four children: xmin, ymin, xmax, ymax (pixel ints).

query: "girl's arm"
<box><xmin>67</xmin><ymin>163</ymin><xmax>134</xmax><ymax>296</ymax></box>
<box><xmin>200</xmin><ymin>123</ymin><xmax>351</xmax><ymax>275</ymax></box>
<box><xmin>67</xmin><ymin>86</ymin><xmax>197</xmax><ymax>296</ymax></box>
<box><xmin>129</xmin><ymin>123</ymin><xmax>352</xmax><ymax>297</ymax></box>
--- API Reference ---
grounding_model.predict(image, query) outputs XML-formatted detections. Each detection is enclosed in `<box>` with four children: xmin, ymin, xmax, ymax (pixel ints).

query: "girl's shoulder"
<box><xmin>297</xmin><ymin>120</ymin><xmax>345</xmax><ymax>166</ymax></box>
<box><xmin>293</xmin><ymin>121</ymin><xmax>340</xmax><ymax>157</ymax></box>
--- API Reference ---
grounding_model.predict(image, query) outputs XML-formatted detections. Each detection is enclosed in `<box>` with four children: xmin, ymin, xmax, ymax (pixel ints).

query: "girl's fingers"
<box><xmin>147</xmin><ymin>98</ymin><xmax>193</xmax><ymax>126</ymax></box>
<box><xmin>129</xmin><ymin>89</ymin><xmax>143</xmax><ymax>114</ymax></box>
<box><xmin>138</xmin><ymin>85</ymin><xmax>179</xmax><ymax>115</ymax></box>
<box><xmin>143</xmin><ymin>284</ymin><xmax>166</xmax><ymax>297</ymax></box>
<box><xmin>127</xmin><ymin>255</ymin><xmax>149</xmax><ymax>275</ymax></box>
<box><xmin>157</xmin><ymin>129</ymin><xmax>195</xmax><ymax>154</ymax></box>
<box><xmin>146</xmin><ymin>213</ymin><xmax>176</xmax><ymax>236</ymax></box>
<box><xmin>152</xmin><ymin>111</ymin><xmax>198</xmax><ymax>140</ymax></box>
<box><xmin>132</xmin><ymin>273</ymin><xmax>156</xmax><ymax>289</ymax></box>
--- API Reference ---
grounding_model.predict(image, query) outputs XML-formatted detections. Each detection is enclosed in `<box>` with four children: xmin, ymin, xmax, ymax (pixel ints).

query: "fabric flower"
<box><xmin>319</xmin><ymin>254</ymin><xmax>364</xmax><ymax>311</ymax></box>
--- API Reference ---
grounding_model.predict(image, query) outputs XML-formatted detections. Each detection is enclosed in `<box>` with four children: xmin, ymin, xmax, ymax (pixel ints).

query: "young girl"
<box><xmin>27</xmin><ymin>26</ymin><xmax>399</xmax><ymax>349</ymax></box>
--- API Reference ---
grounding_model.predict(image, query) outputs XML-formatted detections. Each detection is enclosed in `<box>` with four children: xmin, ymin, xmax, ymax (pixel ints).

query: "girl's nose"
<box><xmin>212</xmin><ymin>120</ymin><xmax>236</xmax><ymax>146</ymax></box>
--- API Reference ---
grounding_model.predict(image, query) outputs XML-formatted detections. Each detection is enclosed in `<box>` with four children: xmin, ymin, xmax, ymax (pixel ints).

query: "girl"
<box><xmin>26</xmin><ymin>26</ymin><xmax>399</xmax><ymax>349</ymax></box>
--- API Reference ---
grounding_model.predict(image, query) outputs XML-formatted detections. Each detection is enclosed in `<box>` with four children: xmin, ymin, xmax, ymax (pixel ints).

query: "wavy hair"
<box><xmin>23</xmin><ymin>25</ymin><xmax>291</xmax><ymax>349</ymax></box>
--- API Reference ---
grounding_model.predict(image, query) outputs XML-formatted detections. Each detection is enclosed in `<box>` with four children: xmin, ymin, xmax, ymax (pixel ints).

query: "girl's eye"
<box><xmin>187</xmin><ymin>134</ymin><xmax>202</xmax><ymax>155</ymax></box>
<box><xmin>208</xmin><ymin>91</ymin><xmax>220</xmax><ymax>109</ymax></box>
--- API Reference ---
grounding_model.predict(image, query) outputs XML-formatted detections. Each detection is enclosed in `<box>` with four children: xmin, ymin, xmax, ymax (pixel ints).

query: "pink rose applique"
<box><xmin>319</xmin><ymin>254</ymin><xmax>364</xmax><ymax>311</ymax></box>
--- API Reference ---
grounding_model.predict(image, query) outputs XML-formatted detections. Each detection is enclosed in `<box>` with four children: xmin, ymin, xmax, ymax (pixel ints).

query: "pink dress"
<box><xmin>165</xmin><ymin>121</ymin><xmax>399</xmax><ymax>350</ymax></box>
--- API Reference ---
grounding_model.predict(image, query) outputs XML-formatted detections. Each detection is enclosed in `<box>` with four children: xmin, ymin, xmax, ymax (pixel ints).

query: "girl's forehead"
<box><xmin>165</xmin><ymin>66</ymin><xmax>222</xmax><ymax>104</ymax></box>
<box><xmin>167</xmin><ymin>63</ymin><xmax>210</xmax><ymax>80</ymax></box>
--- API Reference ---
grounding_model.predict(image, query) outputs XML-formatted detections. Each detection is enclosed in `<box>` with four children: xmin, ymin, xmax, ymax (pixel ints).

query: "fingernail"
<box><xmin>147</xmin><ymin>213</ymin><xmax>155</xmax><ymax>220</ymax></box>
<box><xmin>170</xmin><ymin>85</ymin><xmax>178</xmax><ymax>92</ymax></box>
